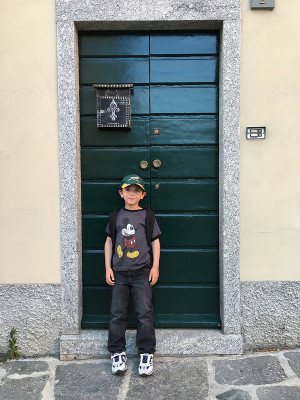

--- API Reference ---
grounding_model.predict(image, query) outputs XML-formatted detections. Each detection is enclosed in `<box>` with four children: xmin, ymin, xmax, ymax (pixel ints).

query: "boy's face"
<box><xmin>119</xmin><ymin>185</ymin><xmax>146</xmax><ymax>209</ymax></box>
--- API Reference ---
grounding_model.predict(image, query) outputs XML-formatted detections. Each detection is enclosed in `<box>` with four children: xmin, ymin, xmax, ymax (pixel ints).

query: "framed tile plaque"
<box><xmin>93</xmin><ymin>84</ymin><xmax>133</xmax><ymax>129</ymax></box>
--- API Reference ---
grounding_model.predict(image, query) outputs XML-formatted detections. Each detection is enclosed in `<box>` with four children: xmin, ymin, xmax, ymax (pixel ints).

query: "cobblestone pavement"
<box><xmin>1</xmin><ymin>350</ymin><xmax>300</xmax><ymax>399</ymax></box>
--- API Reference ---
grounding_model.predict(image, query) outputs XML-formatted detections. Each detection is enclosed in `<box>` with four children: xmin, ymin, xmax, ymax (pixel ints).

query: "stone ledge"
<box><xmin>59</xmin><ymin>329</ymin><xmax>243</xmax><ymax>360</ymax></box>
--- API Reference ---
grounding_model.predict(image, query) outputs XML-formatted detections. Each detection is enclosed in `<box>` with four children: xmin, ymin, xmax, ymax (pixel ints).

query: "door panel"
<box><xmin>80</xmin><ymin>58</ymin><xmax>149</xmax><ymax>85</ymax></box>
<box><xmin>150</xmin><ymin>180</ymin><xmax>218</xmax><ymax>212</ymax></box>
<box><xmin>82</xmin><ymin>215</ymin><xmax>108</xmax><ymax>249</ymax></box>
<box><xmin>81</xmin><ymin>116</ymin><xmax>149</xmax><ymax>147</ymax></box>
<box><xmin>81</xmin><ymin>148</ymin><xmax>150</xmax><ymax>179</ymax></box>
<box><xmin>150</xmin><ymin>33</ymin><xmax>218</xmax><ymax>55</ymax></box>
<box><xmin>150</xmin><ymin>116</ymin><xmax>218</xmax><ymax>145</ymax></box>
<box><xmin>150</xmin><ymin>57</ymin><xmax>218</xmax><ymax>84</ymax></box>
<box><xmin>150</xmin><ymin>146</ymin><xmax>218</xmax><ymax>178</ymax></box>
<box><xmin>157</xmin><ymin>214</ymin><xmax>218</xmax><ymax>248</ymax></box>
<box><xmin>79</xmin><ymin>31</ymin><xmax>220</xmax><ymax>329</ymax></box>
<box><xmin>150</xmin><ymin>86</ymin><xmax>217</xmax><ymax>114</ymax></box>
<box><xmin>79</xmin><ymin>33</ymin><xmax>149</xmax><ymax>57</ymax></box>
<box><xmin>159</xmin><ymin>249</ymin><xmax>219</xmax><ymax>283</ymax></box>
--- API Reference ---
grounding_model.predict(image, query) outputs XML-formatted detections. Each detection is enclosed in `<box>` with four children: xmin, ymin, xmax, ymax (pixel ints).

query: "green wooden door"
<box><xmin>80</xmin><ymin>31</ymin><xmax>220</xmax><ymax>329</ymax></box>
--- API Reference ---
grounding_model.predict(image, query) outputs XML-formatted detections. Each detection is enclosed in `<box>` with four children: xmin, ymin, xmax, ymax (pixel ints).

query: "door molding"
<box><xmin>56</xmin><ymin>1</ymin><xmax>241</xmax><ymax>350</ymax></box>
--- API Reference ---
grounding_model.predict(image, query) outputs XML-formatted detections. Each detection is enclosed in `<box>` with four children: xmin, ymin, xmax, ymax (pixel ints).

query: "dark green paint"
<box><xmin>156</xmin><ymin>214</ymin><xmax>218</xmax><ymax>248</ymax></box>
<box><xmin>81</xmin><ymin>116</ymin><xmax>149</xmax><ymax>147</ymax></box>
<box><xmin>150</xmin><ymin>180</ymin><xmax>218</xmax><ymax>211</ymax></box>
<box><xmin>79</xmin><ymin>33</ymin><xmax>149</xmax><ymax>57</ymax></box>
<box><xmin>150</xmin><ymin>116</ymin><xmax>218</xmax><ymax>145</ymax></box>
<box><xmin>150</xmin><ymin>86</ymin><xmax>217</xmax><ymax>114</ymax></box>
<box><xmin>82</xmin><ymin>215</ymin><xmax>108</xmax><ymax>249</ymax></box>
<box><xmin>150</xmin><ymin>57</ymin><xmax>217</xmax><ymax>83</ymax></box>
<box><xmin>80</xmin><ymin>58</ymin><xmax>149</xmax><ymax>85</ymax></box>
<box><xmin>81</xmin><ymin>148</ymin><xmax>150</xmax><ymax>179</ymax></box>
<box><xmin>150</xmin><ymin>146</ymin><xmax>218</xmax><ymax>178</ymax></box>
<box><xmin>150</xmin><ymin>33</ymin><xmax>218</xmax><ymax>55</ymax></box>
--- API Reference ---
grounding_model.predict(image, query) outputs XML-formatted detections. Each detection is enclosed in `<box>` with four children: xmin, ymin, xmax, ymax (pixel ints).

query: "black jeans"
<box><xmin>107</xmin><ymin>267</ymin><xmax>156</xmax><ymax>354</ymax></box>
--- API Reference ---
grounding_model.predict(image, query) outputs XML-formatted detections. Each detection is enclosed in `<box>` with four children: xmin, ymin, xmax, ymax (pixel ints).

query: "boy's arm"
<box><xmin>104</xmin><ymin>236</ymin><xmax>115</xmax><ymax>286</ymax></box>
<box><xmin>149</xmin><ymin>238</ymin><xmax>160</xmax><ymax>286</ymax></box>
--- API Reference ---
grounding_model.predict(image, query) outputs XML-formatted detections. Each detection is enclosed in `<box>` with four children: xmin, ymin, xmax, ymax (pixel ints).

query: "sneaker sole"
<box><xmin>138</xmin><ymin>370</ymin><xmax>153</xmax><ymax>377</ymax></box>
<box><xmin>112</xmin><ymin>366</ymin><xmax>127</xmax><ymax>375</ymax></box>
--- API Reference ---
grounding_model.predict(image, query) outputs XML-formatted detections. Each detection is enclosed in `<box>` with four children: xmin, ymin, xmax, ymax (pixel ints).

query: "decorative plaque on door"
<box><xmin>93</xmin><ymin>84</ymin><xmax>133</xmax><ymax>129</ymax></box>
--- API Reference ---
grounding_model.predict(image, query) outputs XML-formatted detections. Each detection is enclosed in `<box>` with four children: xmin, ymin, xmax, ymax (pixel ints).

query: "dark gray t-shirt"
<box><xmin>105</xmin><ymin>208</ymin><xmax>161</xmax><ymax>271</ymax></box>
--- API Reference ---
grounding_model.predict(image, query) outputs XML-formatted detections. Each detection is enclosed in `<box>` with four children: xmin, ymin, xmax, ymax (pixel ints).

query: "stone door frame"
<box><xmin>56</xmin><ymin>1</ymin><xmax>242</xmax><ymax>354</ymax></box>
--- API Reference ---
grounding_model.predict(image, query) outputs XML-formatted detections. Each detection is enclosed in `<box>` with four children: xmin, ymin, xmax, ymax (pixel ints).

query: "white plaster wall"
<box><xmin>240</xmin><ymin>0</ymin><xmax>300</xmax><ymax>281</ymax></box>
<box><xmin>0</xmin><ymin>0</ymin><xmax>60</xmax><ymax>283</ymax></box>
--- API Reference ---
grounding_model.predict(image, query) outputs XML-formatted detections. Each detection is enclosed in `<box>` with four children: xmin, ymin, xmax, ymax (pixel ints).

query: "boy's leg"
<box><xmin>108</xmin><ymin>272</ymin><xmax>130</xmax><ymax>354</ymax></box>
<box><xmin>131</xmin><ymin>268</ymin><xmax>156</xmax><ymax>354</ymax></box>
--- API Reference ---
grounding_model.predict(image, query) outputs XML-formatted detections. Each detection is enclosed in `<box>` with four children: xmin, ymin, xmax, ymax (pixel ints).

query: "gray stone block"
<box><xmin>216</xmin><ymin>388</ymin><xmax>252</xmax><ymax>400</ymax></box>
<box><xmin>241</xmin><ymin>282</ymin><xmax>300</xmax><ymax>350</ymax></box>
<box><xmin>0</xmin><ymin>376</ymin><xmax>48</xmax><ymax>400</ymax></box>
<box><xmin>0</xmin><ymin>284</ymin><xmax>62</xmax><ymax>356</ymax></box>
<box><xmin>213</xmin><ymin>355</ymin><xmax>287</xmax><ymax>385</ymax></box>
<box><xmin>257</xmin><ymin>386</ymin><xmax>300</xmax><ymax>400</ymax></box>
<box><xmin>60</xmin><ymin>329</ymin><xmax>243</xmax><ymax>359</ymax></box>
<box><xmin>284</xmin><ymin>351</ymin><xmax>300</xmax><ymax>377</ymax></box>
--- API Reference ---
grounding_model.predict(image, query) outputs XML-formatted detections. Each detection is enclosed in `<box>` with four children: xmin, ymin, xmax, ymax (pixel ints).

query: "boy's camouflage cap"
<box><xmin>120</xmin><ymin>174</ymin><xmax>145</xmax><ymax>191</ymax></box>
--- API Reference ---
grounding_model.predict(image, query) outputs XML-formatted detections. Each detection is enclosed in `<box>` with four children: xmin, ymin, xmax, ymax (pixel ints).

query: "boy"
<box><xmin>104</xmin><ymin>174</ymin><xmax>161</xmax><ymax>376</ymax></box>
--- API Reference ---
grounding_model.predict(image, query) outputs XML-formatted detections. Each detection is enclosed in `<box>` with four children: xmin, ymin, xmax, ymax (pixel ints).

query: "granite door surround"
<box><xmin>56</xmin><ymin>0</ymin><xmax>242</xmax><ymax>355</ymax></box>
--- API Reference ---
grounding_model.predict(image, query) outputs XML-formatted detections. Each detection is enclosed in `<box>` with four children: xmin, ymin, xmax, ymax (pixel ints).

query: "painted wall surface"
<box><xmin>1</xmin><ymin>0</ymin><xmax>300</xmax><ymax>284</ymax></box>
<box><xmin>0</xmin><ymin>0</ymin><xmax>60</xmax><ymax>283</ymax></box>
<box><xmin>240</xmin><ymin>0</ymin><xmax>300</xmax><ymax>281</ymax></box>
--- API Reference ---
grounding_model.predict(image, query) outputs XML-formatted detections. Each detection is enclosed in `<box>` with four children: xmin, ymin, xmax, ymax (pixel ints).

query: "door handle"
<box><xmin>153</xmin><ymin>159</ymin><xmax>162</xmax><ymax>168</ymax></box>
<box><xmin>140</xmin><ymin>160</ymin><xmax>149</xmax><ymax>170</ymax></box>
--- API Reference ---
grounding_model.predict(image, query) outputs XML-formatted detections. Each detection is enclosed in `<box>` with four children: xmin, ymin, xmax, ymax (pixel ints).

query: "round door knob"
<box><xmin>153</xmin><ymin>159</ymin><xmax>162</xmax><ymax>168</ymax></box>
<box><xmin>140</xmin><ymin>160</ymin><xmax>149</xmax><ymax>170</ymax></box>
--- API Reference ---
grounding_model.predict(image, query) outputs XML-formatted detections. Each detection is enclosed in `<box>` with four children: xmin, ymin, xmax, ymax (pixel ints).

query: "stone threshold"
<box><xmin>59</xmin><ymin>329</ymin><xmax>243</xmax><ymax>360</ymax></box>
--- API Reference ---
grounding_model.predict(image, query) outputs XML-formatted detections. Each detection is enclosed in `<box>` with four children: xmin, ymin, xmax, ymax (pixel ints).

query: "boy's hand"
<box><xmin>149</xmin><ymin>267</ymin><xmax>159</xmax><ymax>286</ymax></box>
<box><xmin>106</xmin><ymin>268</ymin><xmax>115</xmax><ymax>286</ymax></box>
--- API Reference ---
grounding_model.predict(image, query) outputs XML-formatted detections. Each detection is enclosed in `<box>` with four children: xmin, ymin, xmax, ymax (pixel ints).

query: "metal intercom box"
<box><xmin>250</xmin><ymin>0</ymin><xmax>275</xmax><ymax>10</ymax></box>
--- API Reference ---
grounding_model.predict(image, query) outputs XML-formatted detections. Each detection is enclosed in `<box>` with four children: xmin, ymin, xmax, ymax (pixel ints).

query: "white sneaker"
<box><xmin>111</xmin><ymin>352</ymin><xmax>127</xmax><ymax>375</ymax></box>
<box><xmin>138</xmin><ymin>353</ymin><xmax>154</xmax><ymax>376</ymax></box>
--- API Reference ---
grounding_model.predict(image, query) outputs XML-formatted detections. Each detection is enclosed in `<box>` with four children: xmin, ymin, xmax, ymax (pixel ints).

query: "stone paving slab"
<box><xmin>216</xmin><ymin>388</ymin><xmax>252</xmax><ymax>400</ymax></box>
<box><xmin>1</xmin><ymin>360</ymin><xmax>49</xmax><ymax>376</ymax></box>
<box><xmin>55</xmin><ymin>357</ymin><xmax>208</xmax><ymax>400</ymax></box>
<box><xmin>213</xmin><ymin>355</ymin><xmax>287</xmax><ymax>386</ymax></box>
<box><xmin>284</xmin><ymin>351</ymin><xmax>300</xmax><ymax>378</ymax></box>
<box><xmin>55</xmin><ymin>361</ymin><xmax>123</xmax><ymax>400</ymax></box>
<box><xmin>256</xmin><ymin>386</ymin><xmax>300</xmax><ymax>400</ymax></box>
<box><xmin>125</xmin><ymin>358</ymin><xmax>208</xmax><ymax>400</ymax></box>
<box><xmin>1</xmin><ymin>350</ymin><xmax>300</xmax><ymax>399</ymax></box>
<box><xmin>0</xmin><ymin>376</ymin><xmax>48</xmax><ymax>400</ymax></box>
